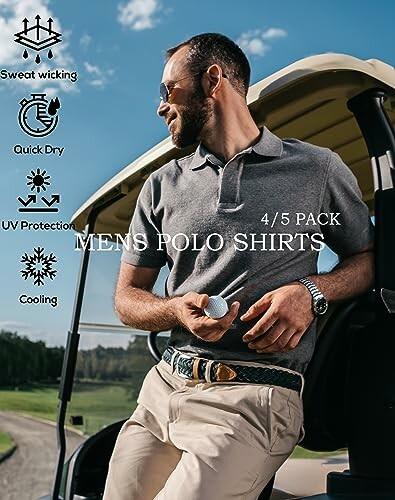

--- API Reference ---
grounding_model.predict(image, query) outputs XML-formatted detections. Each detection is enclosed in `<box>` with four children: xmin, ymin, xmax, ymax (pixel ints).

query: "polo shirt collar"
<box><xmin>188</xmin><ymin>143</ymin><xmax>222</xmax><ymax>170</ymax></box>
<box><xmin>189</xmin><ymin>126</ymin><xmax>283</xmax><ymax>170</ymax></box>
<box><xmin>252</xmin><ymin>126</ymin><xmax>283</xmax><ymax>158</ymax></box>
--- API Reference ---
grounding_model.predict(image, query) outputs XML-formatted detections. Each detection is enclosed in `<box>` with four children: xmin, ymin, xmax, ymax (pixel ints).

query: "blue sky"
<box><xmin>0</xmin><ymin>0</ymin><xmax>392</xmax><ymax>348</ymax></box>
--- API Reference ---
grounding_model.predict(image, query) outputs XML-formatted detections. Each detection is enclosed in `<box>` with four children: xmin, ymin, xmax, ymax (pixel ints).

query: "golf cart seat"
<box><xmin>60</xmin><ymin>419</ymin><xmax>126</xmax><ymax>500</ymax></box>
<box><xmin>300</xmin><ymin>291</ymin><xmax>374</xmax><ymax>451</ymax></box>
<box><xmin>61</xmin><ymin>293</ymin><xmax>374</xmax><ymax>500</ymax></box>
<box><xmin>258</xmin><ymin>292</ymin><xmax>375</xmax><ymax>500</ymax></box>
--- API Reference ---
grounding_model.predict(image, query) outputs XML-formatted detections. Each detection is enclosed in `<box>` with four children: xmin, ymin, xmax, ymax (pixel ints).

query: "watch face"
<box><xmin>315</xmin><ymin>297</ymin><xmax>328</xmax><ymax>315</ymax></box>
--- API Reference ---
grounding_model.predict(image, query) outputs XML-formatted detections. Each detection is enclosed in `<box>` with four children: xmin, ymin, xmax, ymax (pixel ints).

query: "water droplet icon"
<box><xmin>35</xmin><ymin>54</ymin><xmax>41</xmax><ymax>64</ymax></box>
<box><xmin>23</xmin><ymin>49</ymin><xmax>28</xmax><ymax>59</ymax></box>
<box><xmin>48</xmin><ymin>49</ymin><xmax>53</xmax><ymax>59</ymax></box>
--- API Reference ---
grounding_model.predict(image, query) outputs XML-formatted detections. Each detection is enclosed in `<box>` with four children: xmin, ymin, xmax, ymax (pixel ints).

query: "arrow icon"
<box><xmin>48</xmin><ymin>18</ymin><xmax>53</xmax><ymax>34</ymax></box>
<box><xmin>18</xmin><ymin>194</ymin><xmax>37</xmax><ymax>207</ymax></box>
<box><xmin>23</xmin><ymin>18</ymin><xmax>28</xmax><ymax>34</ymax></box>
<box><xmin>41</xmin><ymin>194</ymin><xmax>60</xmax><ymax>207</ymax></box>
<box><xmin>35</xmin><ymin>15</ymin><xmax>41</xmax><ymax>40</ymax></box>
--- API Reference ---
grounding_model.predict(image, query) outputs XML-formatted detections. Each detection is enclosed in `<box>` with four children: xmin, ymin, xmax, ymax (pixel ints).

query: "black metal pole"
<box><xmin>51</xmin><ymin>213</ymin><xmax>97</xmax><ymax>500</ymax></box>
<box><xmin>51</xmin><ymin>192</ymin><xmax>126</xmax><ymax>500</ymax></box>
<box><xmin>147</xmin><ymin>332</ymin><xmax>162</xmax><ymax>362</ymax></box>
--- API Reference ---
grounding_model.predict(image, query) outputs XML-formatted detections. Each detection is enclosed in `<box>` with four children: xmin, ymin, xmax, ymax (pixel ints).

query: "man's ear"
<box><xmin>202</xmin><ymin>64</ymin><xmax>225</xmax><ymax>97</ymax></box>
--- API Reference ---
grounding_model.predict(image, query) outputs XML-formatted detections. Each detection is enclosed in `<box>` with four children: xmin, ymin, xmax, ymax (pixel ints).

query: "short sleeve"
<box><xmin>320</xmin><ymin>152</ymin><xmax>374</xmax><ymax>258</ymax></box>
<box><xmin>121</xmin><ymin>175</ymin><xmax>167</xmax><ymax>268</ymax></box>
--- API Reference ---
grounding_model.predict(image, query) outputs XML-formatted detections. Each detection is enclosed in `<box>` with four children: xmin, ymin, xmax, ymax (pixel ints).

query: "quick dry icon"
<box><xmin>14</xmin><ymin>15</ymin><xmax>62</xmax><ymax>64</ymax></box>
<box><xmin>19</xmin><ymin>93</ymin><xmax>61</xmax><ymax>137</ymax></box>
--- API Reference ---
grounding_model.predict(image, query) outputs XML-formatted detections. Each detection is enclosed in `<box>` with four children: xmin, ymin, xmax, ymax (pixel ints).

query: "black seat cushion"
<box><xmin>300</xmin><ymin>293</ymin><xmax>374</xmax><ymax>451</ymax></box>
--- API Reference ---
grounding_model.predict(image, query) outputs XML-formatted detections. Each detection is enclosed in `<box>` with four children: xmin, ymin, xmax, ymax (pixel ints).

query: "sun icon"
<box><xmin>26</xmin><ymin>168</ymin><xmax>51</xmax><ymax>193</ymax></box>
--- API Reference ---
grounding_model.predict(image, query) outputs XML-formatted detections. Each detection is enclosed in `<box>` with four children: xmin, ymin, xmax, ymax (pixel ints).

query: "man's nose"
<box><xmin>157</xmin><ymin>99</ymin><xmax>170</xmax><ymax>117</ymax></box>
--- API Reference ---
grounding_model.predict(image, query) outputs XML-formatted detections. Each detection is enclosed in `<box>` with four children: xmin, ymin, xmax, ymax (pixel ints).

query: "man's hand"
<box><xmin>240</xmin><ymin>283</ymin><xmax>314</xmax><ymax>353</ymax></box>
<box><xmin>173</xmin><ymin>292</ymin><xmax>240</xmax><ymax>342</ymax></box>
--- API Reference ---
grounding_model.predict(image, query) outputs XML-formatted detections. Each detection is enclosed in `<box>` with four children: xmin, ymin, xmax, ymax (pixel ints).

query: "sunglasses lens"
<box><xmin>160</xmin><ymin>83</ymin><xmax>168</xmax><ymax>102</ymax></box>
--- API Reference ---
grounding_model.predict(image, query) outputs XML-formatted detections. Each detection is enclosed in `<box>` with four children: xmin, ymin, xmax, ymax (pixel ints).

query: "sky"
<box><xmin>0</xmin><ymin>0</ymin><xmax>392</xmax><ymax>349</ymax></box>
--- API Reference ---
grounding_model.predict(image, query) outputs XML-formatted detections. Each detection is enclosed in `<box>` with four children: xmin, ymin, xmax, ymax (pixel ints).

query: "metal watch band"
<box><xmin>298</xmin><ymin>277</ymin><xmax>328</xmax><ymax>316</ymax></box>
<box><xmin>298</xmin><ymin>277</ymin><xmax>324</xmax><ymax>300</ymax></box>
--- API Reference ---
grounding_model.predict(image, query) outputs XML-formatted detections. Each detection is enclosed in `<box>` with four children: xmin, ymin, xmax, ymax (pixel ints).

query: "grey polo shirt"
<box><xmin>122</xmin><ymin>126</ymin><xmax>374</xmax><ymax>374</ymax></box>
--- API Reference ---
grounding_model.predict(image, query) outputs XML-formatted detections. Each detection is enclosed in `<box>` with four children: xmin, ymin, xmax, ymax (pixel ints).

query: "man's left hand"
<box><xmin>240</xmin><ymin>282</ymin><xmax>315</xmax><ymax>352</ymax></box>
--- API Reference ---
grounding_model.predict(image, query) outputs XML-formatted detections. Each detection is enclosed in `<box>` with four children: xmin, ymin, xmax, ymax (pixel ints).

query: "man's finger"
<box><xmin>280</xmin><ymin>330</ymin><xmax>304</xmax><ymax>351</ymax></box>
<box><xmin>227</xmin><ymin>301</ymin><xmax>240</xmax><ymax>320</ymax></box>
<box><xmin>255</xmin><ymin>329</ymin><xmax>294</xmax><ymax>353</ymax></box>
<box><xmin>195</xmin><ymin>293</ymin><xmax>210</xmax><ymax>309</ymax></box>
<box><xmin>240</xmin><ymin>294</ymin><xmax>271</xmax><ymax>321</ymax></box>
<box><xmin>191</xmin><ymin>301</ymin><xmax>240</xmax><ymax>341</ymax></box>
<box><xmin>217</xmin><ymin>301</ymin><xmax>240</xmax><ymax>329</ymax></box>
<box><xmin>242</xmin><ymin>307</ymin><xmax>278</xmax><ymax>342</ymax></box>
<box><xmin>248</xmin><ymin>323</ymin><xmax>285</xmax><ymax>350</ymax></box>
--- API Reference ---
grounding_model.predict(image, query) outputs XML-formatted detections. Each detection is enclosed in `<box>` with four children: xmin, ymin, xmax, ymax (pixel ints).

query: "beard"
<box><xmin>171</xmin><ymin>81</ymin><xmax>213</xmax><ymax>148</ymax></box>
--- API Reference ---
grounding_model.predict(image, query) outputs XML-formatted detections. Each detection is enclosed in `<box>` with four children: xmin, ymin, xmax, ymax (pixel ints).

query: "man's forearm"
<box><xmin>115</xmin><ymin>287</ymin><xmax>181</xmax><ymax>332</ymax></box>
<box><xmin>309</xmin><ymin>249</ymin><xmax>374</xmax><ymax>302</ymax></box>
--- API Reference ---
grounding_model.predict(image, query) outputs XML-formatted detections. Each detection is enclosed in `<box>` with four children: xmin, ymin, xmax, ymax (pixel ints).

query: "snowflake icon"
<box><xmin>20</xmin><ymin>247</ymin><xmax>57</xmax><ymax>286</ymax></box>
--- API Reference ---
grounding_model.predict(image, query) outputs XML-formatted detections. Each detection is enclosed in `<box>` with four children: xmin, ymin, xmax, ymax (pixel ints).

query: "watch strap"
<box><xmin>298</xmin><ymin>277</ymin><xmax>325</xmax><ymax>301</ymax></box>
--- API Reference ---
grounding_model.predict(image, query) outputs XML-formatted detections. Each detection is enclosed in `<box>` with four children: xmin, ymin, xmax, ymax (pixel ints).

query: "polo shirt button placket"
<box><xmin>217</xmin><ymin>154</ymin><xmax>247</xmax><ymax>212</ymax></box>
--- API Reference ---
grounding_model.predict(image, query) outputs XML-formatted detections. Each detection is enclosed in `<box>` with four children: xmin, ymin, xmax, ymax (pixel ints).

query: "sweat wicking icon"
<box><xmin>20</xmin><ymin>247</ymin><xmax>57</xmax><ymax>286</ymax></box>
<box><xmin>14</xmin><ymin>15</ymin><xmax>62</xmax><ymax>64</ymax></box>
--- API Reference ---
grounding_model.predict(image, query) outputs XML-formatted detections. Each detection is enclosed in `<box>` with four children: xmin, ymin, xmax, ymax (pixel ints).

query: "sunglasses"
<box><xmin>159</xmin><ymin>70</ymin><xmax>227</xmax><ymax>103</ymax></box>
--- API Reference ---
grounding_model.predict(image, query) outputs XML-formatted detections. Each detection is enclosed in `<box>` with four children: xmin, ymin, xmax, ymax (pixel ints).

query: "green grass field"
<box><xmin>0</xmin><ymin>381</ymin><xmax>137</xmax><ymax>436</ymax></box>
<box><xmin>290</xmin><ymin>446</ymin><xmax>347</xmax><ymax>459</ymax></box>
<box><xmin>0</xmin><ymin>430</ymin><xmax>14</xmax><ymax>455</ymax></box>
<box><xmin>0</xmin><ymin>382</ymin><xmax>348</xmax><ymax>458</ymax></box>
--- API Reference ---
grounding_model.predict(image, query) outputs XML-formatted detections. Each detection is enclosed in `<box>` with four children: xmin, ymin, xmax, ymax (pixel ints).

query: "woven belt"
<box><xmin>162</xmin><ymin>347</ymin><xmax>303</xmax><ymax>394</ymax></box>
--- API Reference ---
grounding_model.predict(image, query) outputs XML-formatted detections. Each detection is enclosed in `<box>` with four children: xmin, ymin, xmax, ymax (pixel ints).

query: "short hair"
<box><xmin>165</xmin><ymin>33</ymin><xmax>251</xmax><ymax>97</ymax></box>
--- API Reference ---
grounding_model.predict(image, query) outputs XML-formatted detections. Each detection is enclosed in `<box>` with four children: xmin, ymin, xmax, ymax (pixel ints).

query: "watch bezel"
<box><xmin>314</xmin><ymin>296</ymin><xmax>328</xmax><ymax>315</ymax></box>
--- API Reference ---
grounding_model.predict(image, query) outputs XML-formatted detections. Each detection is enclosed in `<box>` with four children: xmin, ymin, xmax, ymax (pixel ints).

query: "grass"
<box><xmin>0</xmin><ymin>430</ymin><xmax>14</xmax><ymax>455</ymax></box>
<box><xmin>290</xmin><ymin>446</ymin><xmax>347</xmax><ymax>459</ymax></box>
<box><xmin>0</xmin><ymin>381</ymin><xmax>137</xmax><ymax>436</ymax></box>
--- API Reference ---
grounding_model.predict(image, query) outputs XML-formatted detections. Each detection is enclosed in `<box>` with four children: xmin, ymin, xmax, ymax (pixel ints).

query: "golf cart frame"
<box><xmin>51</xmin><ymin>54</ymin><xmax>395</xmax><ymax>500</ymax></box>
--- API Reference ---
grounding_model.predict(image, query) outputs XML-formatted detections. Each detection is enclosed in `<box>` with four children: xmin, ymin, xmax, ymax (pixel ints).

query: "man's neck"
<box><xmin>200</xmin><ymin>104</ymin><xmax>261</xmax><ymax>163</ymax></box>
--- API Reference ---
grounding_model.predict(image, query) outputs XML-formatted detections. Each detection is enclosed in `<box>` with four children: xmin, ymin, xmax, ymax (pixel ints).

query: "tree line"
<box><xmin>75</xmin><ymin>335</ymin><xmax>168</xmax><ymax>397</ymax></box>
<box><xmin>0</xmin><ymin>330</ymin><xmax>168</xmax><ymax>387</ymax></box>
<box><xmin>0</xmin><ymin>330</ymin><xmax>64</xmax><ymax>386</ymax></box>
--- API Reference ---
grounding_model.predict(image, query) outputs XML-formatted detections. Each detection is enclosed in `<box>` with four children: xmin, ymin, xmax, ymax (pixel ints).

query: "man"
<box><xmin>103</xmin><ymin>33</ymin><xmax>374</xmax><ymax>499</ymax></box>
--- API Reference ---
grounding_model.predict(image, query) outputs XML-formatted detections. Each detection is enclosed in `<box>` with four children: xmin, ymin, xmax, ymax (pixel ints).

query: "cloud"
<box><xmin>0</xmin><ymin>0</ymin><xmax>77</xmax><ymax>92</ymax></box>
<box><xmin>80</xmin><ymin>33</ymin><xmax>92</xmax><ymax>49</ymax></box>
<box><xmin>0</xmin><ymin>320</ymin><xmax>65</xmax><ymax>347</ymax></box>
<box><xmin>0</xmin><ymin>320</ymin><xmax>30</xmax><ymax>333</ymax></box>
<box><xmin>261</xmin><ymin>28</ymin><xmax>287</xmax><ymax>40</ymax></box>
<box><xmin>237</xmin><ymin>27</ymin><xmax>287</xmax><ymax>57</ymax></box>
<box><xmin>118</xmin><ymin>0</ymin><xmax>161</xmax><ymax>31</ymax></box>
<box><xmin>238</xmin><ymin>36</ymin><xmax>269</xmax><ymax>57</ymax></box>
<box><xmin>84</xmin><ymin>61</ymin><xmax>114</xmax><ymax>88</ymax></box>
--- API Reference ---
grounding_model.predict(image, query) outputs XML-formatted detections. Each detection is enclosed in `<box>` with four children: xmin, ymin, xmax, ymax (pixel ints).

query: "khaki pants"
<box><xmin>103</xmin><ymin>356</ymin><xmax>305</xmax><ymax>500</ymax></box>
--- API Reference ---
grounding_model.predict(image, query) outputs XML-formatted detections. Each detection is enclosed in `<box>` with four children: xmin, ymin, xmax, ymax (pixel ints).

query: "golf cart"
<box><xmin>48</xmin><ymin>53</ymin><xmax>395</xmax><ymax>499</ymax></box>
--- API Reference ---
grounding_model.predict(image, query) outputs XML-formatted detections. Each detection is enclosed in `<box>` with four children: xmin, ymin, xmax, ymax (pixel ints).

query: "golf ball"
<box><xmin>204</xmin><ymin>295</ymin><xmax>229</xmax><ymax>319</ymax></box>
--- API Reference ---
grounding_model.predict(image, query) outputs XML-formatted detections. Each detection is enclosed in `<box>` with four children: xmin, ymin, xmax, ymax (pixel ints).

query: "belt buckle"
<box><xmin>214</xmin><ymin>362</ymin><xmax>237</xmax><ymax>382</ymax></box>
<box><xmin>175</xmin><ymin>353</ymin><xmax>192</xmax><ymax>379</ymax></box>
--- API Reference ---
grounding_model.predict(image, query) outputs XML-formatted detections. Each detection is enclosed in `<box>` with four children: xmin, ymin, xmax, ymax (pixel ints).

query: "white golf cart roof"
<box><xmin>71</xmin><ymin>53</ymin><xmax>395</xmax><ymax>234</ymax></box>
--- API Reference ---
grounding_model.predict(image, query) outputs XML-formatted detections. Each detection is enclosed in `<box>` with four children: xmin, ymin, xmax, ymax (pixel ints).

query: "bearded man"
<box><xmin>103</xmin><ymin>33</ymin><xmax>374</xmax><ymax>500</ymax></box>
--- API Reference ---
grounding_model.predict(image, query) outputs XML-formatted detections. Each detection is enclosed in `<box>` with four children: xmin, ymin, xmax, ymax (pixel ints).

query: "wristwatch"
<box><xmin>298</xmin><ymin>277</ymin><xmax>328</xmax><ymax>316</ymax></box>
